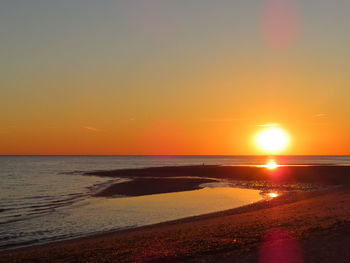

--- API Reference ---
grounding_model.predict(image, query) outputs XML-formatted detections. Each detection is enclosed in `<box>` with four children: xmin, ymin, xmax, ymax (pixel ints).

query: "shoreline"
<box><xmin>1</xmin><ymin>165</ymin><xmax>350</xmax><ymax>262</ymax></box>
<box><xmin>87</xmin><ymin>164</ymin><xmax>349</xmax><ymax>198</ymax></box>
<box><xmin>2</xmin><ymin>187</ymin><xmax>349</xmax><ymax>262</ymax></box>
<box><xmin>93</xmin><ymin>177</ymin><xmax>217</xmax><ymax>197</ymax></box>
<box><xmin>85</xmin><ymin>164</ymin><xmax>350</xmax><ymax>185</ymax></box>
<box><xmin>0</xmin><ymin>188</ymin><xmax>322</xmax><ymax>251</ymax></box>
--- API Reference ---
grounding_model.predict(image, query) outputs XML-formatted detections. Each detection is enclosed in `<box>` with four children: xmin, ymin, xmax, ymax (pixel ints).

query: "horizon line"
<box><xmin>1</xmin><ymin>154</ymin><xmax>350</xmax><ymax>157</ymax></box>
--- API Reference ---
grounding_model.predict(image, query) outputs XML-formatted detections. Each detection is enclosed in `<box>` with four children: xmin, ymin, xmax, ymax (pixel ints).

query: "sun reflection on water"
<box><xmin>264</xmin><ymin>160</ymin><xmax>279</xmax><ymax>170</ymax></box>
<box><xmin>267</xmin><ymin>192</ymin><xmax>279</xmax><ymax>198</ymax></box>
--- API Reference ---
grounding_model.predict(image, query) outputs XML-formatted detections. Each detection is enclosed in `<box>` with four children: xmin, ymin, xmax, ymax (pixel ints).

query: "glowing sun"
<box><xmin>255</xmin><ymin>127</ymin><xmax>290</xmax><ymax>153</ymax></box>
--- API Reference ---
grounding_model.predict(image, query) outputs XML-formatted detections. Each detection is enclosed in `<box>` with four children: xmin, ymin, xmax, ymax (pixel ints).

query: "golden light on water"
<box><xmin>265</xmin><ymin>160</ymin><xmax>279</xmax><ymax>170</ymax></box>
<box><xmin>267</xmin><ymin>192</ymin><xmax>279</xmax><ymax>198</ymax></box>
<box><xmin>255</xmin><ymin>127</ymin><xmax>290</xmax><ymax>153</ymax></box>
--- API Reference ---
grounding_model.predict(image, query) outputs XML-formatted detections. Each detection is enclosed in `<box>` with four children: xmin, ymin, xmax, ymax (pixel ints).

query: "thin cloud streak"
<box><xmin>256</xmin><ymin>123</ymin><xmax>280</xmax><ymax>127</ymax></box>
<box><xmin>199</xmin><ymin>118</ymin><xmax>247</xmax><ymax>123</ymax></box>
<box><xmin>314</xmin><ymin>113</ymin><xmax>328</xmax><ymax>117</ymax></box>
<box><xmin>83</xmin><ymin>126</ymin><xmax>102</xmax><ymax>132</ymax></box>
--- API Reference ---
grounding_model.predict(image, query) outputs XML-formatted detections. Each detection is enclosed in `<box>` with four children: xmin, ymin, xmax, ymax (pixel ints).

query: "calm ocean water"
<box><xmin>1</xmin><ymin>155</ymin><xmax>349</xmax><ymax>250</ymax></box>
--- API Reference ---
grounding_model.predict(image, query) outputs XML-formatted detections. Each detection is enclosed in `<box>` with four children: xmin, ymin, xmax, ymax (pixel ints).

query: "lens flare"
<box><xmin>259</xmin><ymin>229</ymin><xmax>304</xmax><ymax>263</ymax></box>
<box><xmin>262</xmin><ymin>0</ymin><xmax>299</xmax><ymax>50</ymax></box>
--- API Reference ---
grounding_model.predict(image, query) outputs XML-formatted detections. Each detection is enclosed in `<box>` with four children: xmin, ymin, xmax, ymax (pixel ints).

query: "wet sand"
<box><xmin>89</xmin><ymin>165</ymin><xmax>350</xmax><ymax>197</ymax></box>
<box><xmin>86</xmin><ymin>165</ymin><xmax>350</xmax><ymax>185</ymax></box>
<box><xmin>1</xmin><ymin>165</ymin><xmax>350</xmax><ymax>262</ymax></box>
<box><xmin>94</xmin><ymin>177</ymin><xmax>216</xmax><ymax>197</ymax></box>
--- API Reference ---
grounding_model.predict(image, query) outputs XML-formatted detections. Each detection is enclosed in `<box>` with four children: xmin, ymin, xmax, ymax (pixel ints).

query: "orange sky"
<box><xmin>1</xmin><ymin>1</ymin><xmax>350</xmax><ymax>155</ymax></box>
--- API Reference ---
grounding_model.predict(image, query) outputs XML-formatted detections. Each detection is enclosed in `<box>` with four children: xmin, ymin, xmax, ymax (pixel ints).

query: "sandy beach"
<box><xmin>85</xmin><ymin>165</ymin><xmax>350</xmax><ymax>185</ymax></box>
<box><xmin>1</xmin><ymin>165</ymin><xmax>350</xmax><ymax>262</ymax></box>
<box><xmin>93</xmin><ymin>177</ymin><xmax>217</xmax><ymax>197</ymax></box>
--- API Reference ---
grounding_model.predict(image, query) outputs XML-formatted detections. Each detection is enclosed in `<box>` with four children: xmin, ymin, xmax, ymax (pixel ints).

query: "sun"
<box><xmin>255</xmin><ymin>127</ymin><xmax>290</xmax><ymax>153</ymax></box>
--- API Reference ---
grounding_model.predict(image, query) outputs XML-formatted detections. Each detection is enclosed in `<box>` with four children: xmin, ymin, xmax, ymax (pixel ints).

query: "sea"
<box><xmin>1</xmin><ymin>155</ymin><xmax>349</xmax><ymax>250</ymax></box>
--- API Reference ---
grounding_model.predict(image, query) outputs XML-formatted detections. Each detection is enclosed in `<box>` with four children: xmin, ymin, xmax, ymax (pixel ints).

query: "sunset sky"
<box><xmin>1</xmin><ymin>0</ymin><xmax>350</xmax><ymax>155</ymax></box>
